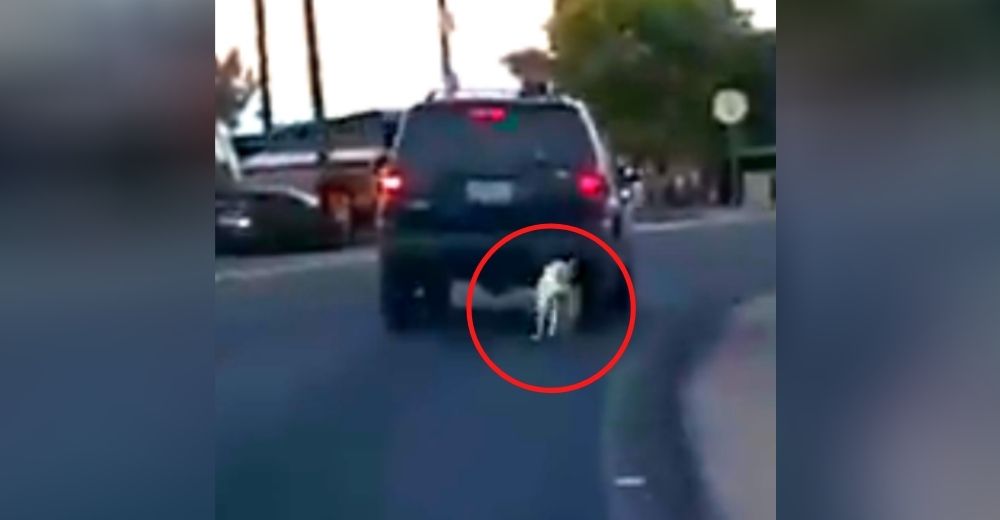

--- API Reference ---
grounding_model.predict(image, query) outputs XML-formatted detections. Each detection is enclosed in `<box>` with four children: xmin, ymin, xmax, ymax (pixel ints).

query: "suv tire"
<box><xmin>380</xmin><ymin>265</ymin><xmax>415</xmax><ymax>332</ymax></box>
<box><xmin>380</xmin><ymin>263</ymin><xmax>449</xmax><ymax>332</ymax></box>
<box><xmin>610</xmin><ymin>274</ymin><xmax>631</xmax><ymax>316</ymax></box>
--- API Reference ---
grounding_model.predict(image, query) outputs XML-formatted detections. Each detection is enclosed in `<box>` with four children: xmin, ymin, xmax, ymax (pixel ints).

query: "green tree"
<box><xmin>548</xmin><ymin>0</ymin><xmax>761</xmax><ymax>169</ymax></box>
<box><xmin>215</xmin><ymin>49</ymin><xmax>257</xmax><ymax>128</ymax></box>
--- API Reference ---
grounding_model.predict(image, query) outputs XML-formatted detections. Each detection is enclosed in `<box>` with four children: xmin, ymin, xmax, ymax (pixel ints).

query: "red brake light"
<box><xmin>378</xmin><ymin>164</ymin><xmax>404</xmax><ymax>194</ymax></box>
<box><xmin>380</xmin><ymin>174</ymin><xmax>403</xmax><ymax>192</ymax></box>
<box><xmin>468</xmin><ymin>107</ymin><xmax>507</xmax><ymax>123</ymax></box>
<box><xmin>577</xmin><ymin>170</ymin><xmax>608</xmax><ymax>199</ymax></box>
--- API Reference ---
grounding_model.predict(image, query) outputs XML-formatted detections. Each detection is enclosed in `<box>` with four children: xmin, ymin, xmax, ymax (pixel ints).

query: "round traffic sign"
<box><xmin>713</xmin><ymin>89</ymin><xmax>750</xmax><ymax>125</ymax></box>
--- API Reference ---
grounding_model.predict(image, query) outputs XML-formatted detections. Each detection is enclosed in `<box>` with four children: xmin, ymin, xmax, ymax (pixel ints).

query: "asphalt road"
<box><xmin>215</xmin><ymin>214</ymin><xmax>776</xmax><ymax>520</ymax></box>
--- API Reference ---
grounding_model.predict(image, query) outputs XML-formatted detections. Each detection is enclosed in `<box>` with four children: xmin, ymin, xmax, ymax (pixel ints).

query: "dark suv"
<box><xmin>378</xmin><ymin>92</ymin><xmax>635</xmax><ymax>331</ymax></box>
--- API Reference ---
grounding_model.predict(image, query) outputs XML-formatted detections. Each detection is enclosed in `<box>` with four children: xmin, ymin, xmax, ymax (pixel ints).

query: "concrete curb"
<box><xmin>601</xmin><ymin>293</ymin><xmax>775</xmax><ymax>520</ymax></box>
<box><xmin>601</xmin><ymin>304</ymin><xmax>729</xmax><ymax>520</ymax></box>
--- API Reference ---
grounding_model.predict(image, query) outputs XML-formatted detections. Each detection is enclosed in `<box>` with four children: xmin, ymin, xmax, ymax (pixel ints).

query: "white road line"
<box><xmin>214</xmin><ymin>249</ymin><xmax>376</xmax><ymax>284</ymax></box>
<box><xmin>614</xmin><ymin>475</ymin><xmax>648</xmax><ymax>488</ymax></box>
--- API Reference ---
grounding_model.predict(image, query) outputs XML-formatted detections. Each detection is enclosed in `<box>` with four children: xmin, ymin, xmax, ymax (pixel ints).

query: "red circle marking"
<box><xmin>465</xmin><ymin>223</ymin><xmax>637</xmax><ymax>394</ymax></box>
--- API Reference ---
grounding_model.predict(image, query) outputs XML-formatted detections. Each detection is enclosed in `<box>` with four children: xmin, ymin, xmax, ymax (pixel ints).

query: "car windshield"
<box><xmin>397</xmin><ymin>104</ymin><xmax>594</xmax><ymax>174</ymax></box>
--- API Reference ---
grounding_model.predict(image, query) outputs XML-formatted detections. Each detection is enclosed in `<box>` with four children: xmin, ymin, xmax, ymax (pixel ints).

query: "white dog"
<box><xmin>531</xmin><ymin>258</ymin><xmax>580</xmax><ymax>341</ymax></box>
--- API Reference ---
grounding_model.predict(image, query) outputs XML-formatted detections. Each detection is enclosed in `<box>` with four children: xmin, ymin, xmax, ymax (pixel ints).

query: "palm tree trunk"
<box><xmin>303</xmin><ymin>0</ymin><xmax>327</xmax><ymax>160</ymax></box>
<box><xmin>253</xmin><ymin>0</ymin><xmax>273</xmax><ymax>135</ymax></box>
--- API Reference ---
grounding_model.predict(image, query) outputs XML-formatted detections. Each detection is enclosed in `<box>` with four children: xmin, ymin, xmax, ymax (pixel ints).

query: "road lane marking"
<box><xmin>215</xmin><ymin>249</ymin><xmax>376</xmax><ymax>284</ymax></box>
<box><xmin>614</xmin><ymin>475</ymin><xmax>648</xmax><ymax>488</ymax></box>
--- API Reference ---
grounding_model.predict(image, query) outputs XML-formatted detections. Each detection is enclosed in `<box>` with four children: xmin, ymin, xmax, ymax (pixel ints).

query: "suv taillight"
<box><xmin>577</xmin><ymin>169</ymin><xmax>609</xmax><ymax>200</ymax></box>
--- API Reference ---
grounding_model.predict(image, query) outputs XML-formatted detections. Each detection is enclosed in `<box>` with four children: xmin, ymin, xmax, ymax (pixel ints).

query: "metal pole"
<box><xmin>253</xmin><ymin>0</ymin><xmax>273</xmax><ymax>136</ymax></box>
<box><xmin>727</xmin><ymin>126</ymin><xmax>740</xmax><ymax>206</ymax></box>
<box><xmin>437</xmin><ymin>0</ymin><xmax>457</xmax><ymax>94</ymax></box>
<box><xmin>303</xmin><ymin>0</ymin><xmax>328</xmax><ymax>160</ymax></box>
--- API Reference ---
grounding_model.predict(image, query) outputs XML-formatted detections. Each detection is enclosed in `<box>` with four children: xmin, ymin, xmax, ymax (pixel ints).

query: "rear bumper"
<box><xmin>380</xmin><ymin>228</ymin><xmax>619</xmax><ymax>292</ymax></box>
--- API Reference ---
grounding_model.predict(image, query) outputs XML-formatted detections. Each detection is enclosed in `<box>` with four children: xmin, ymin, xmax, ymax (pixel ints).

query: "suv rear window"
<box><xmin>397</xmin><ymin>103</ymin><xmax>595</xmax><ymax>175</ymax></box>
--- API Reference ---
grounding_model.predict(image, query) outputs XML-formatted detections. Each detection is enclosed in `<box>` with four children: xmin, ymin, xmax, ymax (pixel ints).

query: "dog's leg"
<box><xmin>531</xmin><ymin>300</ymin><xmax>547</xmax><ymax>341</ymax></box>
<box><xmin>547</xmin><ymin>300</ymin><xmax>559</xmax><ymax>338</ymax></box>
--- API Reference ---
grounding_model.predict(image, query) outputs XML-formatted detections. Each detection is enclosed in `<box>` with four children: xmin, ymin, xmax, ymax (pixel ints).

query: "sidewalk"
<box><xmin>684</xmin><ymin>295</ymin><xmax>776</xmax><ymax>520</ymax></box>
<box><xmin>602</xmin><ymin>294</ymin><xmax>776</xmax><ymax>520</ymax></box>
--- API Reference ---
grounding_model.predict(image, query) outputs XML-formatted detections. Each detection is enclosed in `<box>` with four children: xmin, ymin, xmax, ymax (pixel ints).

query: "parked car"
<box><xmin>377</xmin><ymin>90</ymin><xmax>636</xmax><ymax>331</ymax></box>
<box><xmin>215</xmin><ymin>186</ymin><xmax>347</xmax><ymax>254</ymax></box>
<box><xmin>215</xmin><ymin>122</ymin><xmax>346</xmax><ymax>254</ymax></box>
<box><xmin>239</xmin><ymin>111</ymin><xmax>400</xmax><ymax>241</ymax></box>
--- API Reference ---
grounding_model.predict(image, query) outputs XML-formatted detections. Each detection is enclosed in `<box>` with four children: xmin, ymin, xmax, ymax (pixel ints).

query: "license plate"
<box><xmin>465</xmin><ymin>180</ymin><xmax>513</xmax><ymax>205</ymax></box>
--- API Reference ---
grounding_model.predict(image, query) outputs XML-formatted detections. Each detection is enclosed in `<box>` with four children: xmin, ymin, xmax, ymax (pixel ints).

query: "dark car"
<box><xmin>216</xmin><ymin>122</ymin><xmax>348</xmax><ymax>255</ymax></box>
<box><xmin>215</xmin><ymin>186</ymin><xmax>347</xmax><ymax>255</ymax></box>
<box><xmin>377</xmin><ymin>92</ymin><xmax>636</xmax><ymax>331</ymax></box>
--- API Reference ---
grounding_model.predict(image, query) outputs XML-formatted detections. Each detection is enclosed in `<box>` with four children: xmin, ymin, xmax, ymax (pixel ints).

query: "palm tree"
<box><xmin>215</xmin><ymin>50</ymin><xmax>256</xmax><ymax>128</ymax></box>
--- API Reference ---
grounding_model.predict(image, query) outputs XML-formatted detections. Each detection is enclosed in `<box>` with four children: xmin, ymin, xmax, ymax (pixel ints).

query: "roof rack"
<box><xmin>423</xmin><ymin>87</ymin><xmax>566</xmax><ymax>103</ymax></box>
<box><xmin>423</xmin><ymin>88</ymin><xmax>516</xmax><ymax>102</ymax></box>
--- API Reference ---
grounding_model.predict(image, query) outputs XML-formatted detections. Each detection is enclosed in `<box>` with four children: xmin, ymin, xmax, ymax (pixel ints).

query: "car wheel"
<box><xmin>609</xmin><ymin>273</ymin><xmax>631</xmax><ymax>316</ymax></box>
<box><xmin>577</xmin><ymin>266</ymin><xmax>606</xmax><ymax>332</ymax></box>
<box><xmin>380</xmin><ymin>264</ymin><xmax>449</xmax><ymax>332</ymax></box>
<box><xmin>577</xmin><ymin>263</ymin><xmax>630</xmax><ymax>332</ymax></box>
<box><xmin>381</xmin><ymin>267</ymin><xmax>416</xmax><ymax>332</ymax></box>
<box><xmin>421</xmin><ymin>274</ymin><xmax>450</xmax><ymax>326</ymax></box>
<box><xmin>329</xmin><ymin>193</ymin><xmax>354</xmax><ymax>245</ymax></box>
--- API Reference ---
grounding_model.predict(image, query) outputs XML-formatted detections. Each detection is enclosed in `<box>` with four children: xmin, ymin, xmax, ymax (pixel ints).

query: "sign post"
<box><xmin>712</xmin><ymin>89</ymin><xmax>749</xmax><ymax>205</ymax></box>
